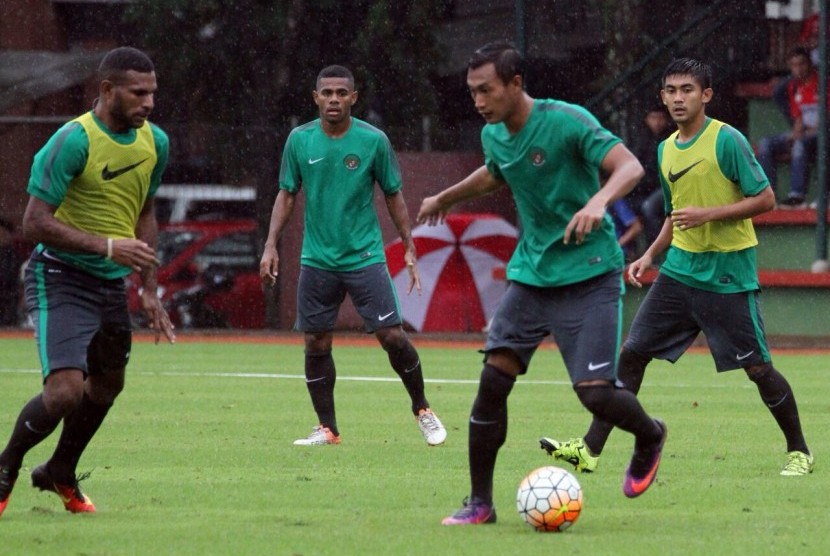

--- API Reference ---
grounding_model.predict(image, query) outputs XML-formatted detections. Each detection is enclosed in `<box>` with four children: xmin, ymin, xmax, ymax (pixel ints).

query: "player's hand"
<box><xmin>417</xmin><ymin>195</ymin><xmax>449</xmax><ymax>226</ymax></box>
<box><xmin>404</xmin><ymin>251</ymin><xmax>422</xmax><ymax>295</ymax></box>
<box><xmin>111</xmin><ymin>238</ymin><xmax>159</xmax><ymax>273</ymax></box>
<box><xmin>564</xmin><ymin>201</ymin><xmax>606</xmax><ymax>245</ymax></box>
<box><xmin>259</xmin><ymin>246</ymin><xmax>279</xmax><ymax>287</ymax></box>
<box><xmin>627</xmin><ymin>254</ymin><xmax>653</xmax><ymax>288</ymax></box>
<box><xmin>670</xmin><ymin>206</ymin><xmax>708</xmax><ymax>231</ymax></box>
<box><xmin>140</xmin><ymin>289</ymin><xmax>176</xmax><ymax>344</ymax></box>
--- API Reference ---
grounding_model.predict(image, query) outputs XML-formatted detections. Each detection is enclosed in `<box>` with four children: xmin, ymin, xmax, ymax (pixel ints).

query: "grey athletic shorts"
<box><xmin>624</xmin><ymin>273</ymin><xmax>771</xmax><ymax>371</ymax></box>
<box><xmin>24</xmin><ymin>250</ymin><xmax>132</xmax><ymax>380</ymax></box>
<box><xmin>296</xmin><ymin>263</ymin><xmax>402</xmax><ymax>333</ymax></box>
<box><xmin>484</xmin><ymin>270</ymin><xmax>624</xmax><ymax>384</ymax></box>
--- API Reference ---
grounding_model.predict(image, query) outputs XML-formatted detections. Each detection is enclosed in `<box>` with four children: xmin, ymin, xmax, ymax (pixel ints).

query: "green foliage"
<box><xmin>0</xmin><ymin>337</ymin><xmax>827</xmax><ymax>555</ymax></box>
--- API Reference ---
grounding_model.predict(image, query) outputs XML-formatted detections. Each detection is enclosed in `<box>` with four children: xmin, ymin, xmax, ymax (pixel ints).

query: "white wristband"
<box><xmin>106</xmin><ymin>238</ymin><xmax>113</xmax><ymax>260</ymax></box>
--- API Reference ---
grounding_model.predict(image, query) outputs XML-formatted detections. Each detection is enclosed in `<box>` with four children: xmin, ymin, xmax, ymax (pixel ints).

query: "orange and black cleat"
<box><xmin>31</xmin><ymin>464</ymin><xmax>96</xmax><ymax>513</ymax></box>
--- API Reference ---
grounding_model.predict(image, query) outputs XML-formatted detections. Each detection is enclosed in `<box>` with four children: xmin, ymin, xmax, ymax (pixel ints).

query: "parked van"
<box><xmin>154</xmin><ymin>184</ymin><xmax>257</xmax><ymax>222</ymax></box>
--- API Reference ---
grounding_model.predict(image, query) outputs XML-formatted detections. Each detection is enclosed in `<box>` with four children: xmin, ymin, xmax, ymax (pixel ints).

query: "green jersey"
<box><xmin>27</xmin><ymin>111</ymin><xmax>169</xmax><ymax>279</ymax></box>
<box><xmin>483</xmin><ymin>99</ymin><xmax>623</xmax><ymax>287</ymax></box>
<box><xmin>657</xmin><ymin>118</ymin><xmax>769</xmax><ymax>293</ymax></box>
<box><xmin>279</xmin><ymin>117</ymin><xmax>402</xmax><ymax>271</ymax></box>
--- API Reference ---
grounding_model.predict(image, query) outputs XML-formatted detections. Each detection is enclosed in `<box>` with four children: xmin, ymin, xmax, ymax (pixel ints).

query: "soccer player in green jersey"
<box><xmin>543</xmin><ymin>58</ymin><xmax>814</xmax><ymax>477</ymax></box>
<box><xmin>0</xmin><ymin>47</ymin><xmax>175</xmax><ymax>519</ymax></box>
<box><xmin>417</xmin><ymin>41</ymin><xmax>667</xmax><ymax>525</ymax></box>
<box><xmin>259</xmin><ymin>65</ymin><xmax>446</xmax><ymax>447</ymax></box>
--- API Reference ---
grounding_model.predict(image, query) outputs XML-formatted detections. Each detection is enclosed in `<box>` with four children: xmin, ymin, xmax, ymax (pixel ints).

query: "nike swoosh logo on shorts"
<box><xmin>587</xmin><ymin>361</ymin><xmax>611</xmax><ymax>371</ymax></box>
<box><xmin>378</xmin><ymin>311</ymin><xmax>395</xmax><ymax>321</ymax></box>
<box><xmin>736</xmin><ymin>351</ymin><xmax>755</xmax><ymax>361</ymax></box>
<box><xmin>308</xmin><ymin>157</ymin><xmax>325</xmax><ymax>164</ymax></box>
<box><xmin>667</xmin><ymin>159</ymin><xmax>703</xmax><ymax>183</ymax></box>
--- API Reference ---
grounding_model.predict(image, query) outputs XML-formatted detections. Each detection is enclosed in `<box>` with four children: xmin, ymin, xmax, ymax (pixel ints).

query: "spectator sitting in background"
<box><xmin>629</xmin><ymin>105</ymin><xmax>673</xmax><ymax>245</ymax></box>
<box><xmin>758</xmin><ymin>47</ymin><xmax>824</xmax><ymax>209</ymax></box>
<box><xmin>772</xmin><ymin>11</ymin><xmax>821</xmax><ymax>125</ymax></box>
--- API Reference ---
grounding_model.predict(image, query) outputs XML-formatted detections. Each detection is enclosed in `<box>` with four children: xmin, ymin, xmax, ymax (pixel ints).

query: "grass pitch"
<box><xmin>0</xmin><ymin>334</ymin><xmax>827</xmax><ymax>555</ymax></box>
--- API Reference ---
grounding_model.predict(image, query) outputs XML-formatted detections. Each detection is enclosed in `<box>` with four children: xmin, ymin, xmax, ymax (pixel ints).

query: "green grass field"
<box><xmin>0</xmin><ymin>334</ymin><xmax>827</xmax><ymax>556</ymax></box>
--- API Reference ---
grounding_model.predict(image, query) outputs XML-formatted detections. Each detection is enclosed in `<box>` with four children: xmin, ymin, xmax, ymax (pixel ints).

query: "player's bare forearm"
<box><xmin>23</xmin><ymin>196</ymin><xmax>109</xmax><ymax>255</ymax></box>
<box><xmin>671</xmin><ymin>186</ymin><xmax>775</xmax><ymax>229</ymax></box>
<box><xmin>597</xmin><ymin>144</ymin><xmax>645</xmax><ymax>206</ymax></box>
<box><xmin>385</xmin><ymin>191</ymin><xmax>422</xmax><ymax>294</ymax></box>
<box><xmin>135</xmin><ymin>202</ymin><xmax>160</xmax><ymax>290</ymax></box>
<box><xmin>260</xmin><ymin>190</ymin><xmax>295</xmax><ymax>286</ymax></box>
<box><xmin>417</xmin><ymin>166</ymin><xmax>503</xmax><ymax>224</ymax></box>
<box><xmin>384</xmin><ymin>191</ymin><xmax>416</xmax><ymax>249</ymax></box>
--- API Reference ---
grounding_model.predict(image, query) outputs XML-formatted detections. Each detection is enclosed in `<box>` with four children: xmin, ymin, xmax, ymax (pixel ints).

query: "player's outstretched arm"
<box><xmin>417</xmin><ymin>166</ymin><xmax>503</xmax><ymax>225</ymax></box>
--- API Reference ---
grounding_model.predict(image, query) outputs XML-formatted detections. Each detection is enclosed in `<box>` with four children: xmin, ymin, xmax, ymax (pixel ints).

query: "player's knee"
<box><xmin>43</xmin><ymin>369</ymin><xmax>85</xmax><ymax>416</ymax></box>
<box><xmin>305</xmin><ymin>332</ymin><xmax>332</xmax><ymax>353</ymax></box>
<box><xmin>744</xmin><ymin>362</ymin><xmax>774</xmax><ymax>382</ymax></box>
<box><xmin>377</xmin><ymin>327</ymin><xmax>408</xmax><ymax>353</ymax></box>
<box><xmin>573</xmin><ymin>382</ymin><xmax>615</xmax><ymax>414</ymax></box>
<box><xmin>87</xmin><ymin>372</ymin><xmax>125</xmax><ymax>404</ymax></box>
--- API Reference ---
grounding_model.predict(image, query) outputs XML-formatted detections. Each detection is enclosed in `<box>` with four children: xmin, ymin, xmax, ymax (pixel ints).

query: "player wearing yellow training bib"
<box><xmin>549</xmin><ymin>58</ymin><xmax>813</xmax><ymax>479</ymax></box>
<box><xmin>0</xmin><ymin>47</ymin><xmax>176</xmax><ymax>521</ymax></box>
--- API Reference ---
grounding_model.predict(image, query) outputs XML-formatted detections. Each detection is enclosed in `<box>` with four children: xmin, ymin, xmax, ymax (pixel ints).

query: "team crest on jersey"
<box><xmin>528</xmin><ymin>147</ymin><xmax>546</xmax><ymax>166</ymax></box>
<box><xmin>343</xmin><ymin>154</ymin><xmax>361</xmax><ymax>170</ymax></box>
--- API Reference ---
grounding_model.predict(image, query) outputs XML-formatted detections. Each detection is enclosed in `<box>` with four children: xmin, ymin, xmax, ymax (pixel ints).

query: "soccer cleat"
<box><xmin>540</xmin><ymin>437</ymin><xmax>599</xmax><ymax>473</ymax></box>
<box><xmin>293</xmin><ymin>425</ymin><xmax>341</xmax><ymax>446</ymax></box>
<box><xmin>417</xmin><ymin>408</ymin><xmax>447</xmax><ymax>446</ymax></box>
<box><xmin>0</xmin><ymin>465</ymin><xmax>18</xmax><ymax>519</ymax></box>
<box><xmin>31</xmin><ymin>464</ymin><xmax>96</xmax><ymax>513</ymax></box>
<box><xmin>780</xmin><ymin>451</ymin><xmax>814</xmax><ymax>476</ymax></box>
<box><xmin>441</xmin><ymin>497</ymin><xmax>497</xmax><ymax>525</ymax></box>
<box><xmin>623</xmin><ymin>419</ymin><xmax>667</xmax><ymax>498</ymax></box>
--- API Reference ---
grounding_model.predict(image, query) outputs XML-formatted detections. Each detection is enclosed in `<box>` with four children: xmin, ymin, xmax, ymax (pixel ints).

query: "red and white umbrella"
<box><xmin>386</xmin><ymin>213</ymin><xmax>518</xmax><ymax>332</ymax></box>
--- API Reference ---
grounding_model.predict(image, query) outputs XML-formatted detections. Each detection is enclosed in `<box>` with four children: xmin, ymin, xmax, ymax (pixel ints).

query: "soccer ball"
<box><xmin>516</xmin><ymin>465</ymin><xmax>583</xmax><ymax>532</ymax></box>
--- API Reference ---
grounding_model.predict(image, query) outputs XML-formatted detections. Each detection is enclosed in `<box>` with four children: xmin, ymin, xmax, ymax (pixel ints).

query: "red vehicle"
<box><xmin>127</xmin><ymin>220</ymin><xmax>266</xmax><ymax>329</ymax></box>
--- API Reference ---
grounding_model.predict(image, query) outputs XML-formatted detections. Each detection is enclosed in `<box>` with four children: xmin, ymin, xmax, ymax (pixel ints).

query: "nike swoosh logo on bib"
<box><xmin>667</xmin><ymin>159</ymin><xmax>703</xmax><ymax>183</ymax></box>
<box><xmin>101</xmin><ymin>158</ymin><xmax>149</xmax><ymax>181</ymax></box>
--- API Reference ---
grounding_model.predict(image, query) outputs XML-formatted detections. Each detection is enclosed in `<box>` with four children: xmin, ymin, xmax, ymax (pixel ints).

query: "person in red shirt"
<box><xmin>758</xmin><ymin>46</ymin><xmax>824</xmax><ymax>208</ymax></box>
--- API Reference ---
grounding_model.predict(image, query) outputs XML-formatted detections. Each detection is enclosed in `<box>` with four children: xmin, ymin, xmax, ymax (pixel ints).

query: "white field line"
<box><xmin>0</xmin><ymin>367</ymin><xmax>750</xmax><ymax>388</ymax></box>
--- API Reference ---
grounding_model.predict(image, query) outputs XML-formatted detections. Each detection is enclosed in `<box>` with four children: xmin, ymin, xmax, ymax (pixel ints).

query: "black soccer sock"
<box><xmin>575</xmin><ymin>383</ymin><xmax>661</xmax><ymax>451</ymax></box>
<box><xmin>47</xmin><ymin>394</ymin><xmax>112</xmax><ymax>483</ymax></box>
<box><xmin>748</xmin><ymin>365</ymin><xmax>809</xmax><ymax>454</ymax></box>
<box><xmin>468</xmin><ymin>364</ymin><xmax>515</xmax><ymax>505</ymax></box>
<box><xmin>584</xmin><ymin>349</ymin><xmax>651</xmax><ymax>455</ymax></box>
<box><xmin>0</xmin><ymin>394</ymin><xmax>61</xmax><ymax>472</ymax></box>
<box><xmin>305</xmin><ymin>350</ymin><xmax>338</xmax><ymax>436</ymax></box>
<box><xmin>386</xmin><ymin>340</ymin><xmax>429</xmax><ymax>414</ymax></box>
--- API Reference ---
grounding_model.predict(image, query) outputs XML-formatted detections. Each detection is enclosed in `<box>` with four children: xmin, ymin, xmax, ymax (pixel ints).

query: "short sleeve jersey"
<box><xmin>279</xmin><ymin>117</ymin><xmax>403</xmax><ymax>271</ymax></box>
<box><xmin>483</xmin><ymin>99</ymin><xmax>623</xmax><ymax>287</ymax></box>
<box><xmin>657</xmin><ymin>117</ymin><xmax>769</xmax><ymax>293</ymax></box>
<box><xmin>27</xmin><ymin>111</ymin><xmax>169</xmax><ymax>279</ymax></box>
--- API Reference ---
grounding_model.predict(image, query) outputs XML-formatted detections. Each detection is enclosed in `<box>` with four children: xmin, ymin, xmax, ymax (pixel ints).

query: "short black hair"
<box><xmin>316</xmin><ymin>65</ymin><xmax>355</xmax><ymax>89</ymax></box>
<box><xmin>789</xmin><ymin>46</ymin><xmax>812</xmax><ymax>65</ymax></box>
<box><xmin>662</xmin><ymin>57</ymin><xmax>712</xmax><ymax>90</ymax></box>
<box><xmin>467</xmin><ymin>41</ymin><xmax>525</xmax><ymax>85</ymax></box>
<box><xmin>98</xmin><ymin>47</ymin><xmax>154</xmax><ymax>84</ymax></box>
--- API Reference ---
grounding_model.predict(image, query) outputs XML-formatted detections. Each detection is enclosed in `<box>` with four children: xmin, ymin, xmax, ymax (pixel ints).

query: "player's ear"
<box><xmin>701</xmin><ymin>87</ymin><xmax>714</xmax><ymax>104</ymax></box>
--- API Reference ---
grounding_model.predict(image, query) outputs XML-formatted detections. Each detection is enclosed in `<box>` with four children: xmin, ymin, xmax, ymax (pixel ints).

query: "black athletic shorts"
<box><xmin>296</xmin><ymin>263</ymin><xmax>402</xmax><ymax>333</ymax></box>
<box><xmin>624</xmin><ymin>273</ymin><xmax>771</xmax><ymax>371</ymax></box>
<box><xmin>484</xmin><ymin>270</ymin><xmax>624</xmax><ymax>383</ymax></box>
<box><xmin>23</xmin><ymin>250</ymin><xmax>132</xmax><ymax>380</ymax></box>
